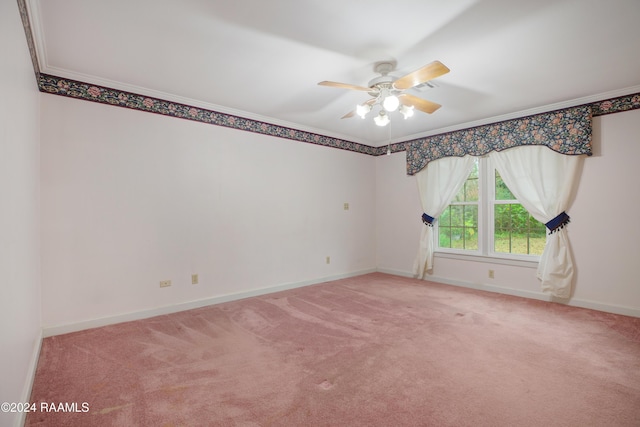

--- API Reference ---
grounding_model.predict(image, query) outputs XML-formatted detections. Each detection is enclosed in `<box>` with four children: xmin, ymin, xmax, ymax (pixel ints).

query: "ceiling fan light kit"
<box><xmin>400</xmin><ymin>104</ymin><xmax>414</xmax><ymax>119</ymax></box>
<box><xmin>356</xmin><ymin>103</ymin><xmax>372</xmax><ymax>119</ymax></box>
<box><xmin>381</xmin><ymin>90</ymin><xmax>400</xmax><ymax>112</ymax></box>
<box><xmin>374</xmin><ymin>111</ymin><xmax>390</xmax><ymax>127</ymax></box>
<box><xmin>318</xmin><ymin>60</ymin><xmax>449</xmax><ymax>127</ymax></box>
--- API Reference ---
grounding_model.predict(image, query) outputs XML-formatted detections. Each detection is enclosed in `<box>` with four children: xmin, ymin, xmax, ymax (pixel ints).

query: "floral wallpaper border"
<box><xmin>33</xmin><ymin>75</ymin><xmax>640</xmax><ymax>160</ymax></box>
<box><xmin>37</xmin><ymin>74</ymin><xmax>379</xmax><ymax>156</ymax></box>
<box><xmin>589</xmin><ymin>92</ymin><xmax>640</xmax><ymax>117</ymax></box>
<box><xmin>16</xmin><ymin>0</ymin><xmax>640</xmax><ymax>159</ymax></box>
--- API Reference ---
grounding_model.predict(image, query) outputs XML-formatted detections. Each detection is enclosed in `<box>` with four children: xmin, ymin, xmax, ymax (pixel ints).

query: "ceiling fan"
<box><xmin>318</xmin><ymin>60</ymin><xmax>450</xmax><ymax>126</ymax></box>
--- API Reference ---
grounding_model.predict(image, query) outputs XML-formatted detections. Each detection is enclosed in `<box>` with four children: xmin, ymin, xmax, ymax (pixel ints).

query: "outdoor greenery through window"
<box><xmin>493</xmin><ymin>172</ymin><xmax>546</xmax><ymax>255</ymax></box>
<box><xmin>439</xmin><ymin>161</ymin><xmax>479</xmax><ymax>250</ymax></box>
<box><xmin>437</xmin><ymin>157</ymin><xmax>546</xmax><ymax>258</ymax></box>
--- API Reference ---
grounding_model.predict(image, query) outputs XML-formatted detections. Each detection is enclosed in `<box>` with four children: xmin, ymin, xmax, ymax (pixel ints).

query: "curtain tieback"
<box><xmin>421</xmin><ymin>213</ymin><xmax>436</xmax><ymax>227</ymax></box>
<box><xmin>545</xmin><ymin>211</ymin><xmax>570</xmax><ymax>235</ymax></box>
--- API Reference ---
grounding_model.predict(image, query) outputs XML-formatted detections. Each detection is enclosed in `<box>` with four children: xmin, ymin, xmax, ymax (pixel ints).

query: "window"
<box><xmin>436</xmin><ymin>157</ymin><xmax>546</xmax><ymax>260</ymax></box>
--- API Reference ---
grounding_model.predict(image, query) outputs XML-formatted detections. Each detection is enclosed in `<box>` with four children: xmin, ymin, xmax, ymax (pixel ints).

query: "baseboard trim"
<box><xmin>377</xmin><ymin>268</ymin><xmax>640</xmax><ymax>318</ymax></box>
<box><xmin>39</xmin><ymin>267</ymin><xmax>640</xmax><ymax>337</ymax></box>
<box><xmin>42</xmin><ymin>269</ymin><xmax>377</xmax><ymax>337</ymax></box>
<box><xmin>377</xmin><ymin>268</ymin><xmax>415</xmax><ymax>279</ymax></box>
<box><xmin>17</xmin><ymin>330</ymin><xmax>43</xmax><ymax>427</ymax></box>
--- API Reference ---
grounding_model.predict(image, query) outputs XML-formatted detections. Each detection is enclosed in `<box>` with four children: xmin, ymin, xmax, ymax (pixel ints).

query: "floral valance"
<box><xmin>406</xmin><ymin>105</ymin><xmax>593</xmax><ymax>175</ymax></box>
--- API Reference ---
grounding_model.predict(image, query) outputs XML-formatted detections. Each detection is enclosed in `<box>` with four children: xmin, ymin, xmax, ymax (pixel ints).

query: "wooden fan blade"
<box><xmin>393</xmin><ymin>60</ymin><xmax>450</xmax><ymax>90</ymax></box>
<box><xmin>341</xmin><ymin>98</ymin><xmax>377</xmax><ymax>119</ymax></box>
<box><xmin>399</xmin><ymin>93</ymin><xmax>441</xmax><ymax>114</ymax></box>
<box><xmin>318</xmin><ymin>81</ymin><xmax>372</xmax><ymax>92</ymax></box>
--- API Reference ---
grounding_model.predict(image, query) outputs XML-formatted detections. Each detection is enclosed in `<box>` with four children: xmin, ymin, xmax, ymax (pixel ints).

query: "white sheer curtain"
<box><xmin>489</xmin><ymin>146</ymin><xmax>584</xmax><ymax>298</ymax></box>
<box><xmin>413</xmin><ymin>155</ymin><xmax>476</xmax><ymax>279</ymax></box>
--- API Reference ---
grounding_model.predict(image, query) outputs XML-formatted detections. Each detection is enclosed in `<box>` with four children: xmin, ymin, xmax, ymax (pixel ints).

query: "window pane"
<box><xmin>494</xmin><ymin>232</ymin><xmax>512</xmax><ymax>253</ymax></box>
<box><xmin>439</xmin><ymin>206</ymin><xmax>452</xmax><ymax>248</ymax></box>
<box><xmin>439</xmin><ymin>226</ymin><xmax>452</xmax><ymax>248</ymax></box>
<box><xmin>451</xmin><ymin>227</ymin><xmax>464</xmax><ymax>249</ymax></box>
<box><xmin>437</xmin><ymin>159</ymin><xmax>479</xmax><ymax>253</ymax></box>
<box><xmin>463</xmin><ymin>205</ymin><xmax>478</xmax><ymax>250</ymax></box>
<box><xmin>495</xmin><ymin>171</ymin><xmax>514</xmax><ymax>200</ymax></box>
<box><xmin>450</xmin><ymin>205</ymin><xmax>463</xmax><ymax>226</ymax></box>
<box><xmin>440</xmin><ymin>206</ymin><xmax>451</xmax><ymax>227</ymax></box>
<box><xmin>494</xmin><ymin>204</ymin><xmax>511</xmax><ymax>231</ymax></box>
<box><xmin>494</xmin><ymin>203</ymin><xmax>545</xmax><ymax>255</ymax></box>
<box><xmin>463</xmin><ymin>205</ymin><xmax>478</xmax><ymax>228</ymax></box>
<box><xmin>438</xmin><ymin>205</ymin><xmax>478</xmax><ymax>251</ymax></box>
<box><xmin>465</xmin><ymin>230</ymin><xmax>478</xmax><ymax>250</ymax></box>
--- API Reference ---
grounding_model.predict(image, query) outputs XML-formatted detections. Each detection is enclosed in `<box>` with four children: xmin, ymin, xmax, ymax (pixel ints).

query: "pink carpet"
<box><xmin>27</xmin><ymin>273</ymin><xmax>640</xmax><ymax>426</ymax></box>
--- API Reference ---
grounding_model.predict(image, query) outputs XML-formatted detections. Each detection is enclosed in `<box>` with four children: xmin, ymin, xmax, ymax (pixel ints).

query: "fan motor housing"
<box><xmin>368</xmin><ymin>75</ymin><xmax>395</xmax><ymax>88</ymax></box>
<box><xmin>369</xmin><ymin>62</ymin><xmax>397</xmax><ymax>88</ymax></box>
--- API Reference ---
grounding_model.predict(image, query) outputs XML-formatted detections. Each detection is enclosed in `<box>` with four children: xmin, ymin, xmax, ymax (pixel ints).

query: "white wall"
<box><xmin>375</xmin><ymin>151</ymin><xmax>422</xmax><ymax>271</ymax></box>
<box><xmin>376</xmin><ymin>109</ymin><xmax>640</xmax><ymax>316</ymax></box>
<box><xmin>570</xmin><ymin>110</ymin><xmax>640</xmax><ymax>310</ymax></box>
<box><xmin>40</xmin><ymin>95</ymin><xmax>376</xmax><ymax>329</ymax></box>
<box><xmin>0</xmin><ymin>2</ymin><xmax>42</xmax><ymax>427</ymax></box>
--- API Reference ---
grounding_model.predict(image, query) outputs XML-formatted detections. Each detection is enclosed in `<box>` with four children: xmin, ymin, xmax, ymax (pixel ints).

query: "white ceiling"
<box><xmin>28</xmin><ymin>0</ymin><xmax>640</xmax><ymax>146</ymax></box>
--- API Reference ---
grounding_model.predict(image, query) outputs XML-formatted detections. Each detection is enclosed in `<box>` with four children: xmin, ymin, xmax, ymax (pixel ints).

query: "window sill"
<box><xmin>434</xmin><ymin>251</ymin><xmax>539</xmax><ymax>269</ymax></box>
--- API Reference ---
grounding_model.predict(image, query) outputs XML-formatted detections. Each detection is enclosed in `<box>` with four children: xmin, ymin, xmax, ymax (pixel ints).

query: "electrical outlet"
<box><xmin>343</xmin><ymin>202</ymin><xmax>349</xmax><ymax>211</ymax></box>
<box><xmin>191</xmin><ymin>274</ymin><xmax>198</xmax><ymax>285</ymax></box>
<box><xmin>160</xmin><ymin>280</ymin><xmax>172</xmax><ymax>288</ymax></box>
<box><xmin>488</xmin><ymin>270</ymin><xmax>495</xmax><ymax>279</ymax></box>
<box><xmin>326</xmin><ymin>256</ymin><xmax>331</xmax><ymax>264</ymax></box>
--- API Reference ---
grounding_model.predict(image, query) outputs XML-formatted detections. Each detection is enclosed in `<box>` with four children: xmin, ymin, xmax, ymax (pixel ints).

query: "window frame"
<box><xmin>435</xmin><ymin>156</ymin><xmax>543</xmax><ymax>263</ymax></box>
